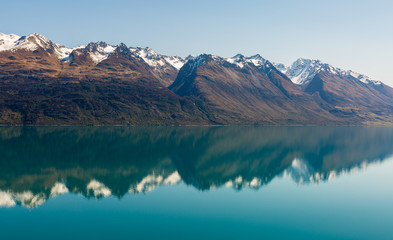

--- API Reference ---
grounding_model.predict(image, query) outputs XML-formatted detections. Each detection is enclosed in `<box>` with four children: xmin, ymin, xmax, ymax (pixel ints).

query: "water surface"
<box><xmin>1</xmin><ymin>126</ymin><xmax>393</xmax><ymax>239</ymax></box>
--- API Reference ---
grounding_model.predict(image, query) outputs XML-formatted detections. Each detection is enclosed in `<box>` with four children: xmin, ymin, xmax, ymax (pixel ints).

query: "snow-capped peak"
<box><xmin>226</xmin><ymin>54</ymin><xmax>246</xmax><ymax>68</ymax></box>
<box><xmin>130</xmin><ymin>47</ymin><xmax>186</xmax><ymax>70</ymax></box>
<box><xmin>182</xmin><ymin>54</ymin><xmax>223</xmax><ymax>72</ymax></box>
<box><xmin>1</xmin><ymin>32</ymin><xmax>188</xmax><ymax>69</ymax></box>
<box><xmin>226</xmin><ymin>54</ymin><xmax>268</xmax><ymax>68</ymax></box>
<box><xmin>277</xmin><ymin>58</ymin><xmax>323</xmax><ymax>85</ymax></box>
<box><xmin>85</xmin><ymin>41</ymin><xmax>116</xmax><ymax>64</ymax></box>
<box><xmin>247</xmin><ymin>54</ymin><xmax>268</xmax><ymax>67</ymax></box>
<box><xmin>0</xmin><ymin>32</ymin><xmax>75</xmax><ymax>60</ymax></box>
<box><xmin>0</xmin><ymin>33</ymin><xmax>21</xmax><ymax>51</ymax></box>
<box><xmin>14</xmin><ymin>33</ymin><xmax>56</xmax><ymax>52</ymax></box>
<box><xmin>275</xmin><ymin>58</ymin><xmax>381</xmax><ymax>86</ymax></box>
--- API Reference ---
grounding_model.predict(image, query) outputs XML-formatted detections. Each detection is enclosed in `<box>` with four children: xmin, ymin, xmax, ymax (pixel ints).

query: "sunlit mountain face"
<box><xmin>1</xmin><ymin>126</ymin><xmax>393</xmax><ymax>208</ymax></box>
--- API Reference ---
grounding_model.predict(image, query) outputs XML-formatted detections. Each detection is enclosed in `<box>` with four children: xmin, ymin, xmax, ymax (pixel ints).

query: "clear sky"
<box><xmin>1</xmin><ymin>0</ymin><xmax>392</xmax><ymax>86</ymax></box>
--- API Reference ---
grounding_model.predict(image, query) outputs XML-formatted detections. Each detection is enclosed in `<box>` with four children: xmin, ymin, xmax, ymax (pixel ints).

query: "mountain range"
<box><xmin>1</xmin><ymin>32</ymin><xmax>392</xmax><ymax>125</ymax></box>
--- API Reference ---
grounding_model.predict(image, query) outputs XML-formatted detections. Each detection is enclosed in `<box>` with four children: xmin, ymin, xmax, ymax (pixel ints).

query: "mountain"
<box><xmin>170</xmin><ymin>54</ymin><xmax>342</xmax><ymax>124</ymax></box>
<box><xmin>275</xmin><ymin>59</ymin><xmax>393</xmax><ymax>123</ymax></box>
<box><xmin>1</xmin><ymin>32</ymin><xmax>393</xmax><ymax>125</ymax></box>
<box><xmin>0</xmin><ymin>33</ymin><xmax>206</xmax><ymax>125</ymax></box>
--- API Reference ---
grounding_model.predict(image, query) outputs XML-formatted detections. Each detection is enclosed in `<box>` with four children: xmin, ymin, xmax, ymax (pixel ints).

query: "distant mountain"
<box><xmin>0</xmin><ymin>32</ymin><xmax>393</xmax><ymax>125</ymax></box>
<box><xmin>275</xmin><ymin>58</ymin><xmax>382</xmax><ymax>86</ymax></box>
<box><xmin>275</xmin><ymin>59</ymin><xmax>393</xmax><ymax>123</ymax></box>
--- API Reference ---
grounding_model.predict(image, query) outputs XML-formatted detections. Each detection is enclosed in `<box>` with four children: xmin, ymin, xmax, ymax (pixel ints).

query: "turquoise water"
<box><xmin>0</xmin><ymin>126</ymin><xmax>393</xmax><ymax>240</ymax></box>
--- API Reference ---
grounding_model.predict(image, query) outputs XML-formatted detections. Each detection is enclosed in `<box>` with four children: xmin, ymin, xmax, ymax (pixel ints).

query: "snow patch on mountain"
<box><xmin>164</xmin><ymin>56</ymin><xmax>185</xmax><ymax>70</ymax></box>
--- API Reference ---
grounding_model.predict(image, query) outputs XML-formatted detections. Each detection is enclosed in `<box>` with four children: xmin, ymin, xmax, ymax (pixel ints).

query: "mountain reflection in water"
<box><xmin>0</xmin><ymin>126</ymin><xmax>392</xmax><ymax>208</ymax></box>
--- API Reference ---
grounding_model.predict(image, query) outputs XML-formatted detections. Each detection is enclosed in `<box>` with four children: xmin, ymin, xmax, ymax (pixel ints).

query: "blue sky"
<box><xmin>1</xmin><ymin>0</ymin><xmax>393</xmax><ymax>86</ymax></box>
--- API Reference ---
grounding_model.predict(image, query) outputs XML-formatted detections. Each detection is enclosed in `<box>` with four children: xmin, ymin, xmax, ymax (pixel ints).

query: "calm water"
<box><xmin>1</xmin><ymin>126</ymin><xmax>393</xmax><ymax>240</ymax></box>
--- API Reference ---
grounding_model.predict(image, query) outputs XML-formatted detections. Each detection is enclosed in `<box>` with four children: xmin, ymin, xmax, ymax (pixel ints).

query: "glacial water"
<box><xmin>0</xmin><ymin>126</ymin><xmax>393</xmax><ymax>240</ymax></box>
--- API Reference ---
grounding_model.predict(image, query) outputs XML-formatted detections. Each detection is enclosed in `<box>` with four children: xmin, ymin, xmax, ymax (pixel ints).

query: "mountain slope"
<box><xmin>170</xmin><ymin>54</ymin><xmax>341</xmax><ymax>124</ymax></box>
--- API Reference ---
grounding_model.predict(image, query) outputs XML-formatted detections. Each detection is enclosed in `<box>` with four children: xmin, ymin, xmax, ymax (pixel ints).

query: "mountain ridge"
<box><xmin>0</xmin><ymin>32</ymin><xmax>392</xmax><ymax>125</ymax></box>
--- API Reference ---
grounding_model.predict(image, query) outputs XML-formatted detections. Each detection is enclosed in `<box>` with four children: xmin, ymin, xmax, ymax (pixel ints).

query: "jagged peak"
<box><xmin>226</xmin><ymin>53</ymin><xmax>269</xmax><ymax>69</ymax></box>
<box><xmin>0</xmin><ymin>32</ymin><xmax>76</xmax><ymax>61</ymax></box>
<box><xmin>198</xmin><ymin>53</ymin><xmax>223</xmax><ymax>60</ymax></box>
<box><xmin>179</xmin><ymin>53</ymin><xmax>272</xmax><ymax>72</ymax></box>
<box><xmin>112</xmin><ymin>42</ymin><xmax>131</xmax><ymax>56</ymax></box>
<box><xmin>2</xmin><ymin>32</ymin><xmax>53</xmax><ymax>51</ymax></box>
<box><xmin>191</xmin><ymin>54</ymin><xmax>224</xmax><ymax>65</ymax></box>
<box><xmin>177</xmin><ymin>54</ymin><xmax>210</xmax><ymax>73</ymax></box>
<box><xmin>249</xmin><ymin>54</ymin><xmax>264</xmax><ymax>59</ymax></box>
<box><xmin>185</xmin><ymin>54</ymin><xmax>195</xmax><ymax>61</ymax></box>
<box><xmin>85</xmin><ymin>41</ymin><xmax>115</xmax><ymax>53</ymax></box>
<box><xmin>232</xmin><ymin>53</ymin><xmax>245</xmax><ymax>59</ymax></box>
<box><xmin>128</xmin><ymin>46</ymin><xmax>185</xmax><ymax>70</ymax></box>
<box><xmin>79</xmin><ymin>41</ymin><xmax>117</xmax><ymax>64</ymax></box>
<box><xmin>276</xmin><ymin>58</ymin><xmax>382</xmax><ymax>86</ymax></box>
<box><xmin>87</xmin><ymin>41</ymin><xmax>110</xmax><ymax>47</ymax></box>
<box><xmin>116</xmin><ymin>42</ymin><xmax>128</xmax><ymax>49</ymax></box>
<box><xmin>27</xmin><ymin>32</ymin><xmax>50</xmax><ymax>41</ymax></box>
<box><xmin>130</xmin><ymin>46</ymin><xmax>160</xmax><ymax>59</ymax></box>
<box><xmin>0</xmin><ymin>32</ymin><xmax>22</xmax><ymax>51</ymax></box>
<box><xmin>0</xmin><ymin>32</ymin><xmax>20</xmax><ymax>39</ymax></box>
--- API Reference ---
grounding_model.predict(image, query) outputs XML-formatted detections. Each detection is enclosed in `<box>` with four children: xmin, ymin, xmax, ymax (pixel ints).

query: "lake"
<box><xmin>1</xmin><ymin>126</ymin><xmax>393</xmax><ymax>240</ymax></box>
